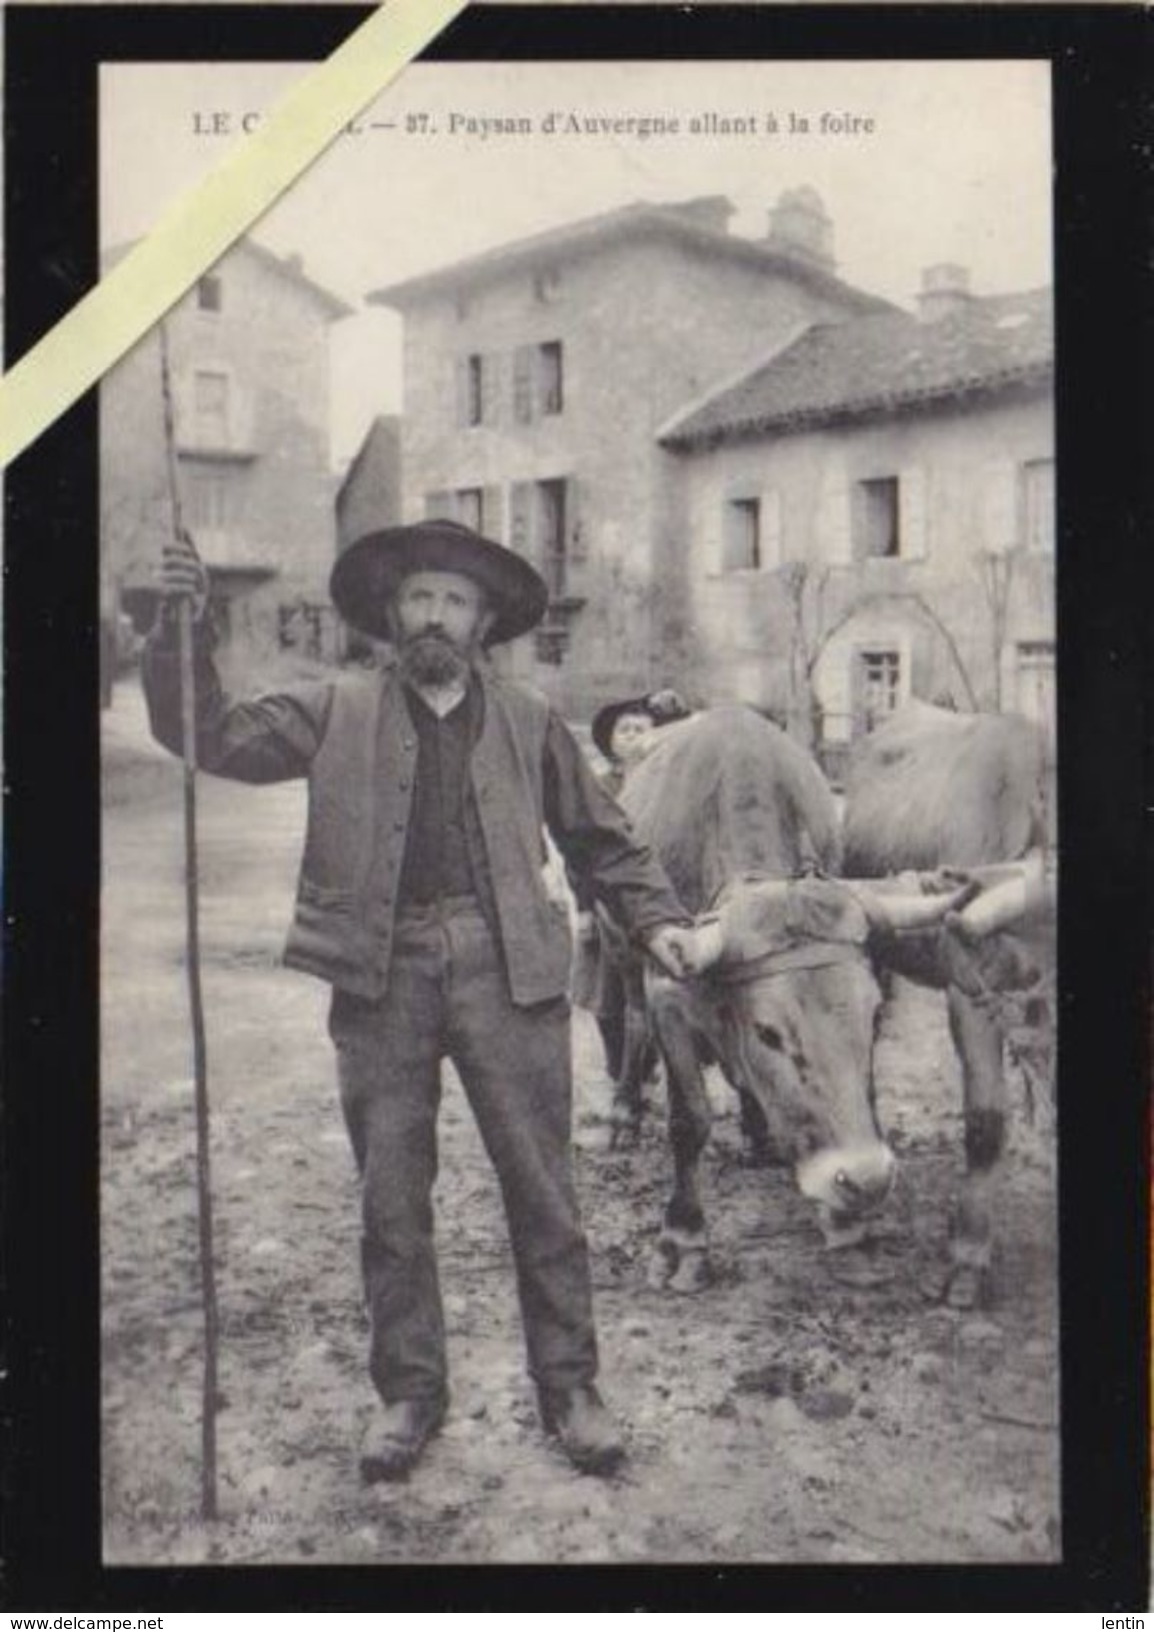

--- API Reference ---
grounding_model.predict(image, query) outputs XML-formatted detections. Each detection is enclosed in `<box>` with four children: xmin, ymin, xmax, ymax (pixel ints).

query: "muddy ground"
<box><xmin>100</xmin><ymin>683</ymin><xmax>1059</xmax><ymax>1567</ymax></box>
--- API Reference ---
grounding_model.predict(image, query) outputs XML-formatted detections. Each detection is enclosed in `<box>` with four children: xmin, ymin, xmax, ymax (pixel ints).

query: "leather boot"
<box><xmin>359</xmin><ymin>1396</ymin><xmax>447</xmax><ymax>1484</ymax></box>
<box><xmin>539</xmin><ymin>1383</ymin><xmax>627</xmax><ymax>1476</ymax></box>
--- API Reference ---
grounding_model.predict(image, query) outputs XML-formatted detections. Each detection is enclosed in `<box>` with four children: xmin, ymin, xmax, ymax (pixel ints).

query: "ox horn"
<box><xmin>948</xmin><ymin>855</ymin><xmax>1055</xmax><ymax>941</ymax></box>
<box><xmin>845</xmin><ymin>876</ymin><xmax>981</xmax><ymax>935</ymax></box>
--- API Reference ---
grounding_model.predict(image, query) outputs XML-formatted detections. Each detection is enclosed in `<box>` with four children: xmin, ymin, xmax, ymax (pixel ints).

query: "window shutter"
<box><xmin>817</xmin><ymin>484</ymin><xmax>853</xmax><ymax>564</ymax></box>
<box><xmin>513</xmin><ymin>347</ymin><xmax>535</xmax><ymax>424</ymax></box>
<box><xmin>1023</xmin><ymin>460</ymin><xmax>1055</xmax><ymax>552</ymax></box>
<box><xmin>482</xmin><ymin>484</ymin><xmax>504</xmax><ymax>542</ymax></box>
<box><xmin>722</xmin><ymin>499</ymin><xmax>757</xmax><ymax>572</ymax></box>
<box><xmin>483</xmin><ymin>354</ymin><xmax>501</xmax><ymax>427</ymax></box>
<box><xmin>565</xmin><ymin>478</ymin><xmax>588</xmax><ymax>593</ymax></box>
<box><xmin>981</xmin><ymin>459</ymin><xmax>1019</xmax><ymax>553</ymax></box>
<box><xmin>849</xmin><ymin>648</ymin><xmax>867</xmax><ymax>732</ymax></box>
<box><xmin>426</xmin><ymin>489</ymin><xmax>453</xmax><ymax>519</ymax></box>
<box><xmin>455</xmin><ymin>488</ymin><xmax>483</xmax><ymax>532</ymax></box>
<box><xmin>509</xmin><ymin>481</ymin><xmax>535</xmax><ymax>562</ymax></box>
<box><xmin>762</xmin><ymin>488</ymin><xmax>783</xmax><ymax>567</ymax></box>
<box><xmin>815</xmin><ymin>643</ymin><xmax>854</xmax><ymax>742</ymax></box>
<box><xmin>566</xmin><ymin>478</ymin><xmax>586</xmax><ymax>565</ymax></box>
<box><xmin>899</xmin><ymin>466</ymin><xmax>928</xmax><ymax>560</ymax></box>
<box><xmin>454</xmin><ymin>357</ymin><xmax>470</xmax><ymax>428</ymax></box>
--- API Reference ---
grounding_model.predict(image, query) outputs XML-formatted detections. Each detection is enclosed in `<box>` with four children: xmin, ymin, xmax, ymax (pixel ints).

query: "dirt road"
<box><xmin>100</xmin><ymin>685</ymin><xmax>1059</xmax><ymax>1566</ymax></box>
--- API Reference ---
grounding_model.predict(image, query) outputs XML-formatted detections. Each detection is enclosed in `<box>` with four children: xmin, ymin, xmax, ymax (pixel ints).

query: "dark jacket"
<box><xmin>142</xmin><ymin>623</ymin><xmax>687</xmax><ymax>1004</ymax></box>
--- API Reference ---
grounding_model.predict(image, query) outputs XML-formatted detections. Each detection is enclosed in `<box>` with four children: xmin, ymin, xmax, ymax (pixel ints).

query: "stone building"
<box><xmin>101</xmin><ymin>236</ymin><xmax>351</xmax><ymax>679</ymax></box>
<box><xmin>336</xmin><ymin>414</ymin><xmax>404</xmax><ymax>552</ymax></box>
<box><xmin>659</xmin><ymin>268</ymin><xmax>1055</xmax><ymax>775</ymax></box>
<box><xmin>370</xmin><ymin>192</ymin><xmax>890</xmax><ymax>716</ymax></box>
<box><xmin>368</xmin><ymin>192</ymin><xmax>1053</xmax><ymax>743</ymax></box>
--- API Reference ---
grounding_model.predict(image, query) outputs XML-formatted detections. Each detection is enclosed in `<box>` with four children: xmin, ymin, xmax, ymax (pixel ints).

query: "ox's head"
<box><xmin>682</xmin><ymin>874</ymin><xmax>970</xmax><ymax>1243</ymax></box>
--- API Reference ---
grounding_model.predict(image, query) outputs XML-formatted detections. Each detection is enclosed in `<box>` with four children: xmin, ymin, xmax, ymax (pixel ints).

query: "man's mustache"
<box><xmin>407</xmin><ymin>626</ymin><xmax>457</xmax><ymax>647</ymax></box>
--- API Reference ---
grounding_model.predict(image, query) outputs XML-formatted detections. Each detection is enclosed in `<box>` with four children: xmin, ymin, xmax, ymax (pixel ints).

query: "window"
<box><xmin>539</xmin><ymin>342</ymin><xmax>563</xmax><ymax>415</ymax></box>
<box><xmin>183</xmin><ymin>465</ymin><xmax>235</xmax><ymax>533</ymax></box>
<box><xmin>723</xmin><ymin>498</ymin><xmax>761</xmax><ymax>572</ymax></box>
<box><xmin>533</xmin><ymin>266</ymin><xmax>562</xmax><ymax>303</ymax></box>
<box><xmin>197</xmin><ymin>275</ymin><xmax>222</xmax><ymax>313</ymax></box>
<box><xmin>854</xmin><ymin>477</ymin><xmax>900</xmax><ymax>559</ymax></box>
<box><xmin>428</xmin><ymin>486</ymin><xmax>502</xmax><ymax>538</ymax></box>
<box><xmin>1021</xmin><ymin>459</ymin><xmax>1055</xmax><ymax>553</ymax></box>
<box><xmin>509</xmin><ymin>478</ymin><xmax>579</xmax><ymax>599</ymax></box>
<box><xmin>538</xmin><ymin>480</ymin><xmax>567</xmax><ymax>597</ymax></box>
<box><xmin>193</xmin><ymin>370</ymin><xmax>230</xmax><ymax>445</ymax></box>
<box><xmin>513</xmin><ymin>341</ymin><xmax>565</xmax><ymax>423</ymax></box>
<box><xmin>855</xmin><ymin>647</ymin><xmax>902</xmax><ymax>733</ymax></box>
<box><xmin>465</xmin><ymin>355</ymin><xmax>484</xmax><ymax>426</ymax></box>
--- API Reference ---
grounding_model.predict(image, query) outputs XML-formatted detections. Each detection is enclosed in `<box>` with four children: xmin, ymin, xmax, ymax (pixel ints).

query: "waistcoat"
<box><xmin>282</xmin><ymin>665</ymin><xmax>572</xmax><ymax>1005</ymax></box>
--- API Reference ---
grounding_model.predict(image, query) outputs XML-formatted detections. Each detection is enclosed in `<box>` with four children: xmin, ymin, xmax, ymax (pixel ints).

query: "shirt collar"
<box><xmin>403</xmin><ymin>671</ymin><xmax>478</xmax><ymax>722</ymax></box>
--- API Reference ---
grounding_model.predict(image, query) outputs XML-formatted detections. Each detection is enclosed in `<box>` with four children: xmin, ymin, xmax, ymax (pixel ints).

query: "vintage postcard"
<box><xmin>97</xmin><ymin>51</ymin><xmax>1061</xmax><ymax>1567</ymax></box>
<box><xmin>5</xmin><ymin>3</ymin><xmax>1149</xmax><ymax>1613</ymax></box>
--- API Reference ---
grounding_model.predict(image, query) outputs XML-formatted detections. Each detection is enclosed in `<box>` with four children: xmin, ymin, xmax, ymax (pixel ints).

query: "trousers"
<box><xmin>327</xmin><ymin>897</ymin><xmax>599</xmax><ymax>1405</ymax></box>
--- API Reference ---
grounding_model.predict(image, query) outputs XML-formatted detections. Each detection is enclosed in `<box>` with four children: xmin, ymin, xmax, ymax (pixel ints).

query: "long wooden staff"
<box><xmin>157</xmin><ymin>321</ymin><xmax>220</xmax><ymax>1522</ymax></box>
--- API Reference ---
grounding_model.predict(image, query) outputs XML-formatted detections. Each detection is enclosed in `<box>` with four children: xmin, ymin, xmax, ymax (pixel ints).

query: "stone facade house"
<box><xmin>368</xmin><ymin>193</ymin><xmax>1053</xmax><ymax>746</ymax></box>
<box><xmin>659</xmin><ymin>268</ymin><xmax>1055</xmax><ymax>775</ymax></box>
<box><xmin>370</xmin><ymin>191</ymin><xmax>891</xmax><ymax>716</ymax></box>
<box><xmin>101</xmin><ymin>236</ymin><xmax>351</xmax><ymax>679</ymax></box>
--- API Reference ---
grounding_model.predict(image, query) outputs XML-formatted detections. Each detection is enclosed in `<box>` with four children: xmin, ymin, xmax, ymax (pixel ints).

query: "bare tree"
<box><xmin>777</xmin><ymin>568</ymin><xmax>980</xmax><ymax>738</ymax></box>
<box><xmin>774</xmin><ymin>559</ymin><xmax>832</xmax><ymax>746</ymax></box>
<box><xmin>976</xmin><ymin>547</ymin><xmax>1019</xmax><ymax>710</ymax></box>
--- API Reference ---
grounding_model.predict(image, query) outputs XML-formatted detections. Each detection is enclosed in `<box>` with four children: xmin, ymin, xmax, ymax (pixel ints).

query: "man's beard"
<box><xmin>398</xmin><ymin>629</ymin><xmax>474</xmax><ymax>688</ymax></box>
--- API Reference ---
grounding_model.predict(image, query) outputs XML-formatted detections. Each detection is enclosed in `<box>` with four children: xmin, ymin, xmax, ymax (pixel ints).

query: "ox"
<box><xmin>609</xmin><ymin>705</ymin><xmax>971</xmax><ymax>1292</ymax></box>
<box><xmin>842</xmin><ymin>701</ymin><xmax>1056</xmax><ymax>1307</ymax></box>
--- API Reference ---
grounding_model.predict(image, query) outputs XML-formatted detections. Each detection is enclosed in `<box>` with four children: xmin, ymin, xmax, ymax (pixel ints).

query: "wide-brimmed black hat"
<box><xmin>330</xmin><ymin>518</ymin><xmax>549</xmax><ymax>646</ymax></box>
<box><xmin>592</xmin><ymin>688</ymin><xmax>692</xmax><ymax>760</ymax></box>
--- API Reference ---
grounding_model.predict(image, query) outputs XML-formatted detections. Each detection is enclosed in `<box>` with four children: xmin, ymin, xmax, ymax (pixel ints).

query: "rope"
<box><xmin>708</xmin><ymin>938</ymin><xmax>868</xmax><ymax>987</ymax></box>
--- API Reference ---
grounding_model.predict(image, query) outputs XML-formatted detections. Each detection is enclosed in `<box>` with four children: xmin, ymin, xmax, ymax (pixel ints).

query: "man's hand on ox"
<box><xmin>645</xmin><ymin>923</ymin><xmax>707</xmax><ymax>980</ymax></box>
<box><xmin>159</xmin><ymin>529</ymin><xmax>210</xmax><ymax>619</ymax></box>
<box><xmin>575</xmin><ymin>910</ymin><xmax>598</xmax><ymax>945</ymax></box>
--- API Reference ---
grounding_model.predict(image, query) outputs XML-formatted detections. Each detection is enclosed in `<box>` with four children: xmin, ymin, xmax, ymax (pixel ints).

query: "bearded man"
<box><xmin>142</xmin><ymin>518</ymin><xmax>699</xmax><ymax>1484</ymax></box>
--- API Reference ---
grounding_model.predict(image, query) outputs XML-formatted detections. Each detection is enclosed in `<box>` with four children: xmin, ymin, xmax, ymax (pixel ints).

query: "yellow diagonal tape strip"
<box><xmin>0</xmin><ymin>0</ymin><xmax>469</xmax><ymax>469</ymax></box>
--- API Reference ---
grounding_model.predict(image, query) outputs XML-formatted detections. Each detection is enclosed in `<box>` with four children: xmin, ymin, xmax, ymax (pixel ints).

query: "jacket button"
<box><xmin>394</xmin><ymin>819</ymin><xmax>405</xmax><ymax>832</ymax></box>
<box><xmin>399</xmin><ymin>778</ymin><xmax>409</xmax><ymax>791</ymax></box>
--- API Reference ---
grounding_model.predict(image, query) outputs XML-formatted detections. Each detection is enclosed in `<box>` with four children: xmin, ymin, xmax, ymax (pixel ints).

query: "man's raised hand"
<box><xmin>159</xmin><ymin>529</ymin><xmax>210</xmax><ymax>619</ymax></box>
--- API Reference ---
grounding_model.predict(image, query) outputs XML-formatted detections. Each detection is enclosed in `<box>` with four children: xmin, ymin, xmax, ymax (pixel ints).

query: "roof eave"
<box><xmin>662</xmin><ymin>361</ymin><xmax>1054</xmax><ymax>451</ymax></box>
<box><xmin>369</xmin><ymin>209</ymin><xmax>891</xmax><ymax>315</ymax></box>
<box><xmin>103</xmin><ymin>236</ymin><xmax>354</xmax><ymax>321</ymax></box>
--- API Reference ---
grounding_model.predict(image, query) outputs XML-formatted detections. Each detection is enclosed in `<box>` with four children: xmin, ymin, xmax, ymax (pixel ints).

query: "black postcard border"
<box><xmin>3</xmin><ymin>3</ymin><xmax>1150</xmax><ymax>1612</ymax></box>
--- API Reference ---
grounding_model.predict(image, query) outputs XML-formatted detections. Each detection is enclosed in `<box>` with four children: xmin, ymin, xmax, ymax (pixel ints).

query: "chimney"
<box><xmin>670</xmin><ymin>196</ymin><xmax>735</xmax><ymax>234</ymax></box>
<box><xmin>917</xmin><ymin>262</ymin><xmax>973</xmax><ymax>322</ymax></box>
<box><xmin>766</xmin><ymin>187</ymin><xmax>835</xmax><ymax>272</ymax></box>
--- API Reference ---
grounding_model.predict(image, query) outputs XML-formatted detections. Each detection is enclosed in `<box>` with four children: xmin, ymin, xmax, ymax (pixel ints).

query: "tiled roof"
<box><xmin>660</xmin><ymin>288</ymin><xmax>1053</xmax><ymax>448</ymax></box>
<box><xmin>369</xmin><ymin>197</ymin><xmax>891</xmax><ymax>316</ymax></box>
